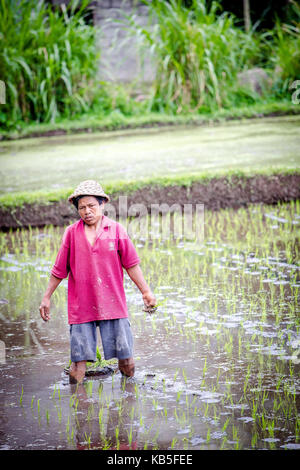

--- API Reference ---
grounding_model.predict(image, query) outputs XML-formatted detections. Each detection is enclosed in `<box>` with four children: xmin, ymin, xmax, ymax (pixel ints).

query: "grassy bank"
<box><xmin>0</xmin><ymin>167</ymin><xmax>299</xmax><ymax>210</ymax></box>
<box><xmin>1</xmin><ymin>113</ymin><xmax>299</xmax><ymax>196</ymax></box>
<box><xmin>1</xmin><ymin>100</ymin><xmax>299</xmax><ymax>141</ymax></box>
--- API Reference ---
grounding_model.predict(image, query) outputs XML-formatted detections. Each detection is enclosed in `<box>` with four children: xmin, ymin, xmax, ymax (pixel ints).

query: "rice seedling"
<box><xmin>1</xmin><ymin>201</ymin><xmax>299</xmax><ymax>450</ymax></box>
<box><xmin>30</xmin><ymin>395</ymin><xmax>35</xmax><ymax>409</ymax></box>
<box><xmin>19</xmin><ymin>385</ymin><xmax>24</xmax><ymax>405</ymax></box>
<box><xmin>35</xmin><ymin>397</ymin><xmax>41</xmax><ymax>415</ymax></box>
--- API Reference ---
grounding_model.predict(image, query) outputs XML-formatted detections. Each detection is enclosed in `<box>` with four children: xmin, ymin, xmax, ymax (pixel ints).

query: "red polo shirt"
<box><xmin>51</xmin><ymin>216</ymin><xmax>140</xmax><ymax>324</ymax></box>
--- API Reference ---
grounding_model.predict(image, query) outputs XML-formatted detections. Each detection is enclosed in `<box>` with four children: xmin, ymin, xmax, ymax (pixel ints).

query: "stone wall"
<box><xmin>93</xmin><ymin>0</ymin><xmax>155</xmax><ymax>84</ymax></box>
<box><xmin>51</xmin><ymin>0</ymin><xmax>155</xmax><ymax>84</ymax></box>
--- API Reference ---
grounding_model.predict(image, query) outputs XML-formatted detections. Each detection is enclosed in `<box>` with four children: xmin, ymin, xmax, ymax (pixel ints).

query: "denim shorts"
<box><xmin>69</xmin><ymin>318</ymin><xmax>133</xmax><ymax>363</ymax></box>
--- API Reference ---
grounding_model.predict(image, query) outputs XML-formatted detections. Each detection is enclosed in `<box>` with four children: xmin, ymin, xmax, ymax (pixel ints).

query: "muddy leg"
<box><xmin>118</xmin><ymin>357</ymin><xmax>135</xmax><ymax>378</ymax></box>
<box><xmin>69</xmin><ymin>360</ymin><xmax>87</xmax><ymax>384</ymax></box>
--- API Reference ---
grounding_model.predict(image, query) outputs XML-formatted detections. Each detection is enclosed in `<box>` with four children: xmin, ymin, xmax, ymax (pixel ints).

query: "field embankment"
<box><xmin>1</xmin><ymin>170</ymin><xmax>299</xmax><ymax>230</ymax></box>
<box><xmin>1</xmin><ymin>102</ymin><xmax>299</xmax><ymax>142</ymax></box>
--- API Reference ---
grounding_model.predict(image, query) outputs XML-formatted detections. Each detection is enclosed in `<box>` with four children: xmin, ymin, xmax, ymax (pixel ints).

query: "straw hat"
<box><xmin>68</xmin><ymin>180</ymin><xmax>110</xmax><ymax>204</ymax></box>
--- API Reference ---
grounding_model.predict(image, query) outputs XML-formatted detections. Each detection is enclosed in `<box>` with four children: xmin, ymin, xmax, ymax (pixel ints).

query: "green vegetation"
<box><xmin>0</xmin><ymin>167</ymin><xmax>299</xmax><ymax>209</ymax></box>
<box><xmin>270</xmin><ymin>0</ymin><xmax>300</xmax><ymax>84</ymax></box>
<box><xmin>86</xmin><ymin>346</ymin><xmax>117</xmax><ymax>371</ymax></box>
<box><xmin>1</xmin><ymin>201</ymin><xmax>299</xmax><ymax>449</ymax></box>
<box><xmin>129</xmin><ymin>0</ymin><xmax>300</xmax><ymax>113</ymax></box>
<box><xmin>1</xmin><ymin>114</ymin><xmax>299</xmax><ymax>205</ymax></box>
<box><xmin>0</xmin><ymin>0</ymin><xmax>299</xmax><ymax>134</ymax></box>
<box><xmin>65</xmin><ymin>346</ymin><xmax>117</xmax><ymax>375</ymax></box>
<box><xmin>1</xmin><ymin>99</ymin><xmax>299</xmax><ymax>141</ymax></box>
<box><xmin>0</xmin><ymin>0</ymin><xmax>299</xmax><ymax>452</ymax></box>
<box><xmin>126</xmin><ymin>0</ymin><xmax>263</xmax><ymax>113</ymax></box>
<box><xmin>0</xmin><ymin>0</ymin><xmax>100</xmax><ymax>128</ymax></box>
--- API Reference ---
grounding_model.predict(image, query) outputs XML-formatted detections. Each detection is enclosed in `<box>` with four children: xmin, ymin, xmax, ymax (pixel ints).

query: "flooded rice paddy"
<box><xmin>0</xmin><ymin>201</ymin><xmax>299</xmax><ymax>450</ymax></box>
<box><xmin>1</xmin><ymin>115</ymin><xmax>300</xmax><ymax>194</ymax></box>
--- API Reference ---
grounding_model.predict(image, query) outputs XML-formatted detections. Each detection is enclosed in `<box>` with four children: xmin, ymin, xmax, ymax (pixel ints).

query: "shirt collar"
<box><xmin>101</xmin><ymin>215</ymin><xmax>112</xmax><ymax>228</ymax></box>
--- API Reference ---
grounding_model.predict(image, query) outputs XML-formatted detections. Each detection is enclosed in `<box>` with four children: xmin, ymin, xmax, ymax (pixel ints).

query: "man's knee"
<box><xmin>118</xmin><ymin>357</ymin><xmax>135</xmax><ymax>377</ymax></box>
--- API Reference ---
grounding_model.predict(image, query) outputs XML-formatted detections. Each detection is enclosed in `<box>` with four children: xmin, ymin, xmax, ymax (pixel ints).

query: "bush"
<box><xmin>124</xmin><ymin>0</ymin><xmax>263</xmax><ymax>114</ymax></box>
<box><xmin>0</xmin><ymin>0</ymin><xmax>100</xmax><ymax>129</ymax></box>
<box><xmin>271</xmin><ymin>0</ymin><xmax>300</xmax><ymax>84</ymax></box>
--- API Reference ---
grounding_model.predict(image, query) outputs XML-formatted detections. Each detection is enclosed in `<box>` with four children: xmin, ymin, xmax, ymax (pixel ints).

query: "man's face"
<box><xmin>77</xmin><ymin>196</ymin><xmax>103</xmax><ymax>226</ymax></box>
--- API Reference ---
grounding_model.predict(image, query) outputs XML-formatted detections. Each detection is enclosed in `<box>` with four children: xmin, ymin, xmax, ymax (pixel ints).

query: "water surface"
<box><xmin>1</xmin><ymin>115</ymin><xmax>299</xmax><ymax>194</ymax></box>
<box><xmin>0</xmin><ymin>203</ymin><xmax>299</xmax><ymax>450</ymax></box>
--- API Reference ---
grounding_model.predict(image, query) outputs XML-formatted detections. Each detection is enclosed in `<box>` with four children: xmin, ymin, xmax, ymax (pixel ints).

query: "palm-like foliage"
<box><xmin>0</xmin><ymin>0</ymin><xmax>99</xmax><ymax>128</ymax></box>
<box><xmin>272</xmin><ymin>0</ymin><xmax>300</xmax><ymax>82</ymax></box>
<box><xmin>125</xmin><ymin>0</ymin><xmax>261</xmax><ymax>113</ymax></box>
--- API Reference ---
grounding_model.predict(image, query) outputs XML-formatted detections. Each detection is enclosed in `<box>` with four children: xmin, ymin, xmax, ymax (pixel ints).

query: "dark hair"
<box><xmin>73</xmin><ymin>195</ymin><xmax>106</xmax><ymax>210</ymax></box>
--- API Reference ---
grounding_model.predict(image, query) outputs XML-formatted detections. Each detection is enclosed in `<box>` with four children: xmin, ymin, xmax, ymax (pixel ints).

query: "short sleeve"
<box><xmin>51</xmin><ymin>227</ymin><xmax>71</xmax><ymax>279</ymax></box>
<box><xmin>117</xmin><ymin>223</ymin><xmax>140</xmax><ymax>269</ymax></box>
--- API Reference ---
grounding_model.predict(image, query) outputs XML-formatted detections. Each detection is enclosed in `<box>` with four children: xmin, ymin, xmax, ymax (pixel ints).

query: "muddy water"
<box><xmin>0</xmin><ymin>203</ymin><xmax>299</xmax><ymax>450</ymax></box>
<box><xmin>1</xmin><ymin>115</ymin><xmax>300</xmax><ymax>194</ymax></box>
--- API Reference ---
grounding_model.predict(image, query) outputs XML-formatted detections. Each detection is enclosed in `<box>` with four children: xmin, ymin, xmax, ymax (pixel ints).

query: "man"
<box><xmin>40</xmin><ymin>180</ymin><xmax>156</xmax><ymax>384</ymax></box>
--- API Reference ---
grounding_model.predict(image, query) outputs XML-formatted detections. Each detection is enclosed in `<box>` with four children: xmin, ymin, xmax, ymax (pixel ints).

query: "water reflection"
<box><xmin>70</xmin><ymin>379</ymin><xmax>139</xmax><ymax>450</ymax></box>
<box><xmin>0</xmin><ymin>202</ymin><xmax>299</xmax><ymax>450</ymax></box>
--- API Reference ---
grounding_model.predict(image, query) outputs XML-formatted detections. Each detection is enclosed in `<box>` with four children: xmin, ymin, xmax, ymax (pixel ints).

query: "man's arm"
<box><xmin>40</xmin><ymin>274</ymin><xmax>63</xmax><ymax>322</ymax></box>
<box><xmin>126</xmin><ymin>264</ymin><xmax>156</xmax><ymax>312</ymax></box>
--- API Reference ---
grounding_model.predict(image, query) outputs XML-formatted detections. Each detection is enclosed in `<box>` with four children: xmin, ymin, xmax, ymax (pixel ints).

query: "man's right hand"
<box><xmin>39</xmin><ymin>275</ymin><xmax>62</xmax><ymax>322</ymax></box>
<box><xmin>142</xmin><ymin>290</ymin><xmax>157</xmax><ymax>315</ymax></box>
<box><xmin>40</xmin><ymin>298</ymin><xmax>51</xmax><ymax>322</ymax></box>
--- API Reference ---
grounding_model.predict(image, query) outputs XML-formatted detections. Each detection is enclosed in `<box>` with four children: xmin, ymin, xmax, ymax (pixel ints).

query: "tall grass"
<box><xmin>0</xmin><ymin>0</ymin><xmax>299</xmax><ymax>132</ymax></box>
<box><xmin>270</xmin><ymin>0</ymin><xmax>300</xmax><ymax>87</ymax></box>
<box><xmin>124</xmin><ymin>0</ymin><xmax>262</xmax><ymax>114</ymax></box>
<box><xmin>0</xmin><ymin>0</ymin><xmax>99</xmax><ymax>128</ymax></box>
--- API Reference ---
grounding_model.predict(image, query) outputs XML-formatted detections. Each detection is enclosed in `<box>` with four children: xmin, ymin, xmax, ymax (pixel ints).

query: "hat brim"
<box><xmin>68</xmin><ymin>193</ymin><xmax>110</xmax><ymax>204</ymax></box>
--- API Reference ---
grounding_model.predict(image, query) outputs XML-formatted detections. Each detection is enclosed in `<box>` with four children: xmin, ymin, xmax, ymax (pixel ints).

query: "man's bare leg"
<box><xmin>118</xmin><ymin>357</ymin><xmax>135</xmax><ymax>378</ymax></box>
<box><xmin>69</xmin><ymin>360</ymin><xmax>87</xmax><ymax>383</ymax></box>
